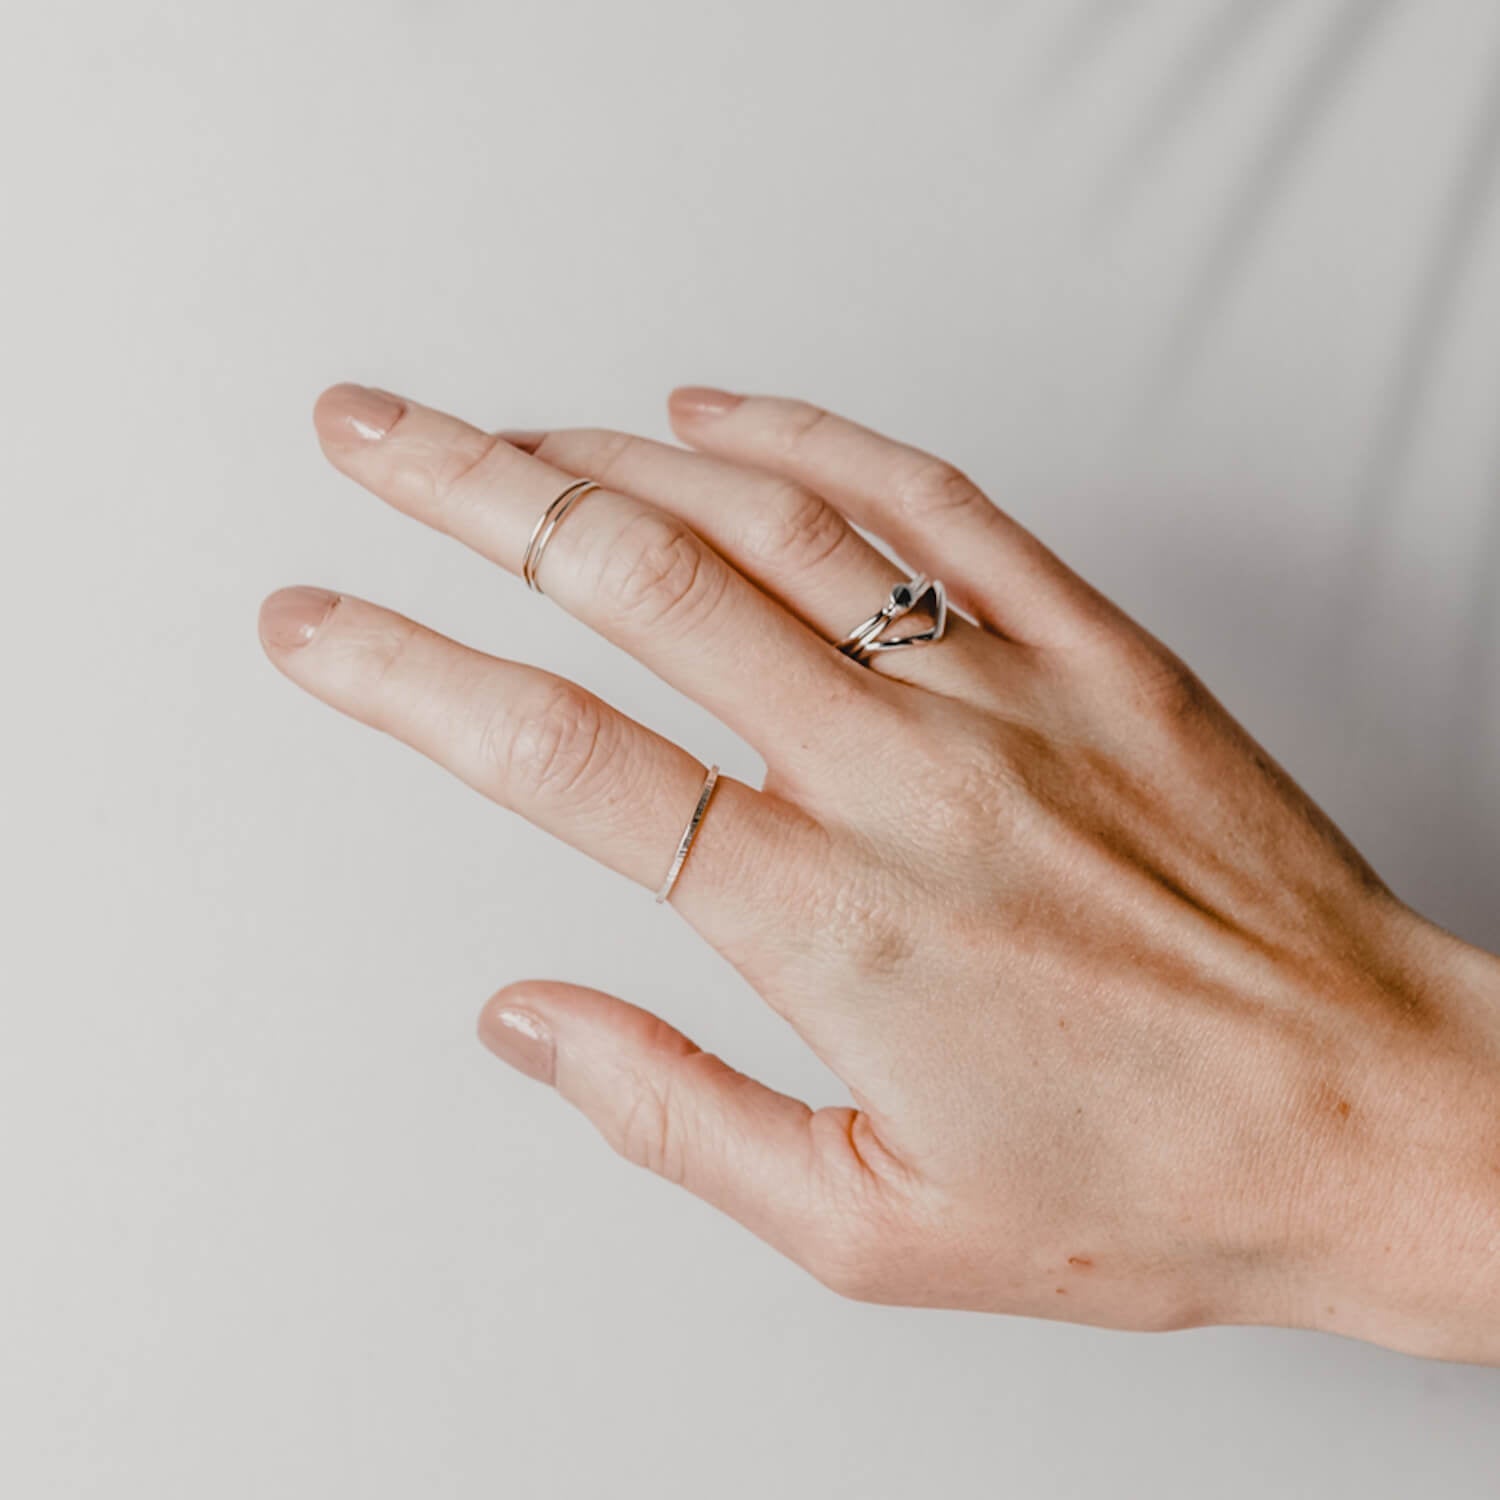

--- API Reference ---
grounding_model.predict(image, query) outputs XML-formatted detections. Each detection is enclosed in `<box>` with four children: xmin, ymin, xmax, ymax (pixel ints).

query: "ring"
<box><xmin>837</xmin><ymin>574</ymin><xmax>948</xmax><ymax>663</ymax></box>
<box><xmin>521</xmin><ymin>478</ymin><xmax>600</xmax><ymax>594</ymax></box>
<box><xmin>655</xmin><ymin>764</ymin><xmax>720</xmax><ymax>905</ymax></box>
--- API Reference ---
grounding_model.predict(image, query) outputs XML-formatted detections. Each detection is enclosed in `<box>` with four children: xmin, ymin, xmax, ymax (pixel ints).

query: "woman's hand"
<box><xmin>260</xmin><ymin>383</ymin><xmax>1500</xmax><ymax>1362</ymax></box>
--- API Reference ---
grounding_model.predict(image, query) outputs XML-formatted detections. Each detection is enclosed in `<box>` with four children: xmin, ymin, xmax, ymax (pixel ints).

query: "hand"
<box><xmin>260</xmin><ymin>383</ymin><xmax>1500</xmax><ymax>1362</ymax></box>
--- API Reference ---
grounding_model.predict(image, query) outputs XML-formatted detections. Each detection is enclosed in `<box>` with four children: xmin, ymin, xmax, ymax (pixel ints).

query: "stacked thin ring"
<box><xmin>522</xmin><ymin>477</ymin><xmax>600</xmax><ymax>594</ymax></box>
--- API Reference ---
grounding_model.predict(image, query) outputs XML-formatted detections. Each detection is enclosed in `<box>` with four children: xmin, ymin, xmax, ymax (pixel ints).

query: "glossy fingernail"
<box><xmin>314</xmin><ymin>382</ymin><xmax>405</xmax><ymax>443</ymax></box>
<box><xmin>498</xmin><ymin>429</ymin><xmax>548</xmax><ymax>453</ymax></box>
<box><xmin>478</xmin><ymin>1006</ymin><xmax>556</xmax><ymax>1086</ymax></box>
<box><xmin>259</xmin><ymin>586</ymin><xmax>340</xmax><ymax>650</ymax></box>
<box><xmin>671</xmin><ymin>385</ymin><xmax>742</xmax><ymax>418</ymax></box>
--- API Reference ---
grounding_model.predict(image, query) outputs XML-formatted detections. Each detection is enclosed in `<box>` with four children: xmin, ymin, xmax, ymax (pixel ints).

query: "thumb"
<box><xmin>476</xmin><ymin>980</ymin><xmax>903</xmax><ymax>1298</ymax></box>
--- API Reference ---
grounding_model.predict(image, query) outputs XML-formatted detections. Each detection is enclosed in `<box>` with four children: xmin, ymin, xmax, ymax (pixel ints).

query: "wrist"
<box><xmin>1298</xmin><ymin>908</ymin><xmax>1500</xmax><ymax>1361</ymax></box>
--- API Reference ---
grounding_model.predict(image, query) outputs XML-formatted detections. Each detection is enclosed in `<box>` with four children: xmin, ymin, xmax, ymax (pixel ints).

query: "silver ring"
<box><xmin>655</xmin><ymin>764</ymin><xmax>720</xmax><ymax>905</ymax></box>
<box><xmin>836</xmin><ymin>574</ymin><xmax>949</xmax><ymax>664</ymax></box>
<box><xmin>521</xmin><ymin>478</ymin><xmax>599</xmax><ymax>594</ymax></box>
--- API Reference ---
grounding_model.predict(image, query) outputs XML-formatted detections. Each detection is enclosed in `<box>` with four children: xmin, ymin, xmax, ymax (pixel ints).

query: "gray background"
<box><xmin>4</xmin><ymin>0</ymin><xmax>1500</xmax><ymax>1494</ymax></box>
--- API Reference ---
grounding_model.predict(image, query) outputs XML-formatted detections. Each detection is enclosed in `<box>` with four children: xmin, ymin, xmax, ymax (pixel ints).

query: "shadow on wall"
<box><xmin>1145</xmin><ymin>0</ymin><xmax>1400</xmax><ymax>398</ymax></box>
<box><xmin>1147</xmin><ymin>512</ymin><xmax>1500</xmax><ymax>953</ymax></box>
<box><xmin>1031</xmin><ymin>0</ymin><xmax>1153</xmax><ymax>100</ymax></box>
<box><xmin>1094</xmin><ymin>0</ymin><xmax>1295</xmax><ymax>225</ymax></box>
<box><xmin>1040</xmin><ymin>0</ymin><xmax>1500</xmax><ymax>946</ymax></box>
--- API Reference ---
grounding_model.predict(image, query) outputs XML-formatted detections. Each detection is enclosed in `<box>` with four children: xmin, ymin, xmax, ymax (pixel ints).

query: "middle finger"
<box><xmin>504</xmin><ymin>425</ymin><xmax>1001</xmax><ymax>696</ymax></box>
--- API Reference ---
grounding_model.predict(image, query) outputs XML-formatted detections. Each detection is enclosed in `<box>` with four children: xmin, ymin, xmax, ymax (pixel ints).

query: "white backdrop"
<box><xmin>4</xmin><ymin>1</ymin><xmax>1500</xmax><ymax>1495</ymax></box>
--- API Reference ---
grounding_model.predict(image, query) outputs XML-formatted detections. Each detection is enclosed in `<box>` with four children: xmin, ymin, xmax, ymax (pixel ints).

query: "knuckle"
<box><xmin>1123</xmin><ymin>644</ymin><xmax>1213</xmax><ymax>728</ymax></box>
<box><xmin>536</xmin><ymin>427</ymin><xmax>636</xmax><ymax>486</ymax></box>
<box><xmin>885</xmin><ymin>713</ymin><xmax>1018</xmax><ymax>859</ymax></box>
<box><xmin>349</xmin><ymin>615</ymin><xmax>421</xmax><ymax>709</ymax></box>
<box><xmin>800</xmin><ymin>867</ymin><xmax>918</xmax><ymax>979</ymax></box>
<box><xmin>743</xmin><ymin>481</ymin><xmax>851</xmax><ymax>574</ymax></box>
<box><xmin>613</xmin><ymin>1075</ymin><xmax>686</xmax><ymax>1185</ymax></box>
<box><xmin>892</xmin><ymin>455</ymin><xmax>985</xmax><ymax>522</ymax></box>
<box><xmin>594</xmin><ymin>510</ymin><xmax>716</xmax><ymax>627</ymax></box>
<box><xmin>428</xmin><ymin>430</ymin><xmax>507</xmax><ymax>512</ymax></box>
<box><xmin>925</xmin><ymin>758</ymin><xmax>1014</xmax><ymax>857</ymax></box>
<box><xmin>770</xmin><ymin>400</ymin><xmax>833</xmax><ymax>456</ymax></box>
<box><xmin>489</xmin><ymin>679</ymin><xmax>612</xmax><ymax>802</ymax></box>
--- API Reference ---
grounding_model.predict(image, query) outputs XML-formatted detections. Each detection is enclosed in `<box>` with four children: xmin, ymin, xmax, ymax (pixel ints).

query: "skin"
<box><xmin>259</xmin><ymin>382</ymin><xmax>1500</xmax><ymax>1363</ymax></box>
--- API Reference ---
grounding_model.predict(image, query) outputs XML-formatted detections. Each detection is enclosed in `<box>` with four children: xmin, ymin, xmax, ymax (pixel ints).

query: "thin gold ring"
<box><xmin>522</xmin><ymin>478</ymin><xmax>599</xmax><ymax>594</ymax></box>
<box><xmin>655</xmin><ymin>764</ymin><xmax>721</xmax><ymax>905</ymax></box>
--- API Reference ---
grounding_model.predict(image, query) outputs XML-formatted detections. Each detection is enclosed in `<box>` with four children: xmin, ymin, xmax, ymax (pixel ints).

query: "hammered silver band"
<box><xmin>837</xmin><ymin>574</ymin><xmax>949</xmax><ymax>664</ymax></box>
<box><xmin>655</xmin><ymin>764</ymin><xmax>720</xmax><ymax>905</ymax></box>
<box><xmin>521</xmin><ymin>478</ymin><xmax>599</xmax><ymax>594</ymax></box>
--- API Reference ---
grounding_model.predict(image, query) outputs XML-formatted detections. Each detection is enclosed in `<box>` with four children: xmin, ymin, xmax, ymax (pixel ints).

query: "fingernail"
<box><xmin>315</xmin><ymin>382</ymin><xmax>405</xmax><ymax>443</ymax></box>
<box><xmin>478</xmin><ymin>1006</ymin><xmax>556</xmax><ymax>1086</ymax></box>
<box><xmin>497</xmin><ymin>429</ymin><xmax>548</xmax><ymax>453</ymax></box>
<box><xmin>259</xmin><ymin>586</ymin><xmax>340</xmax><ymax>650</ymax></box>
<box><xmin>671</xmin><ymin>385</ymin><xmax>742</xmax><ymax>419</ymax></box>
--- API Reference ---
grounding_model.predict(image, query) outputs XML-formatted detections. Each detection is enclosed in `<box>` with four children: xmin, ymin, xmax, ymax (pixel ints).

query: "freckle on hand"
<box><xmin>1067</xmin><ymin>1255</ymin><xmax>1093</xmax><ymax>1268</ymax></box>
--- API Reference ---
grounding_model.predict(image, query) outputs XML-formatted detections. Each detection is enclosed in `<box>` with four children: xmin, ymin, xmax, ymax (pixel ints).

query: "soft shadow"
<box><xmin>1121</xmin><ymin>510</ymin><xmax>1500</xmax><ymax>953</ymax></box>
<box><xmin>1343</xmin><ymin>22</ymin><xmax>1500</xmax><ymax>617</ymax></box>
<box><xmin>1454</xmin><ymin>438</ymin><xmax>1500</xmax><ymax>798</ymax></box>
<box><xmin>1095</xmin><ymin>0</ymin><xmax>1293</xmax><ymax>227</ymax></box>
<box><xmin>1149</xmin><ymin>0</ymin><xmax>1398</xmax><ymax>400</ymax></box>
<box><xmin>1030</xmin><ymin>0</ymin><xmax>1147</xmax><ymax>103</ymax></box>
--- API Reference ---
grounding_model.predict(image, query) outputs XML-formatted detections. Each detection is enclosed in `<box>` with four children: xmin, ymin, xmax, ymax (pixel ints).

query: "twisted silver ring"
<box><xmin>837</xmin><ymin>574</ymin><xmax>949</xmax><ymax>664</ymax></box>
<box><xmin>522</xmin><ymin>478</ymin><xmax>600</xmax><ymax>594</ymax></box>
